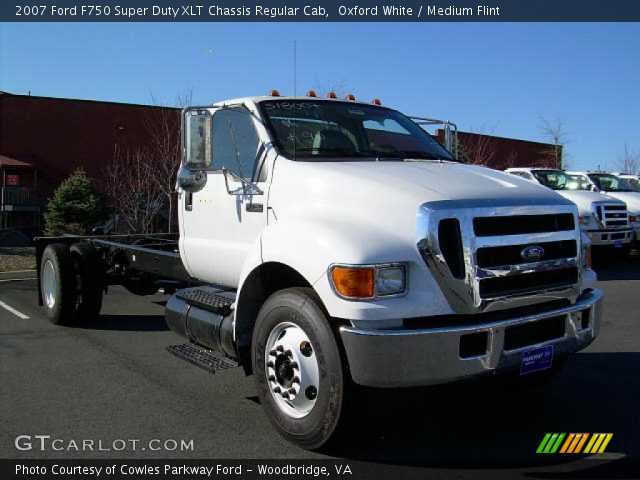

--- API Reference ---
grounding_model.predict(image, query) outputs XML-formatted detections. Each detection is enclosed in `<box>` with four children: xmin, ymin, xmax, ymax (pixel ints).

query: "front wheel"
<box><xmin>252</xmin><ymin>287</ymin><xmax>345</xmax><ymax>450</ymax></box>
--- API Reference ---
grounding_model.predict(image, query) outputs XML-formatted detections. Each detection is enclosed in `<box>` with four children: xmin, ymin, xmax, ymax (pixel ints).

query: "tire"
<box><xmin>70</xmin><ymin>242</ymin><xmax>104</xmax><ymax>322</ymax></box>
<box><xmin>252</xmin><ymin>287</ymin><xmax>345</xmax><ymax>450</ymax></box>
<box><xmin>40</xmin><ymin>243</ymin><xmax>77</xmax><ymax>325</ymax></box>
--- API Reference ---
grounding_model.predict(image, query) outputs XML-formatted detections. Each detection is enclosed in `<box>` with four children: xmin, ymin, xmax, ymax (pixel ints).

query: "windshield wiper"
<box><xmin>294</xmin><ymin>147</ymin><xmax>378</xmax><ymax>157</ymax></box>
<box><xmin>391</xmin><ymin>150</ymin><xmax>455</xmax><ymax>161</ymax></box>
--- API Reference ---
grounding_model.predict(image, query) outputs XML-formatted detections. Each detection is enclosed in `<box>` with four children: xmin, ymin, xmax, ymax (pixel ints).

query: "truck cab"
<box><xmin>172</xmin><ymin>94</ymin><xmax>602</xmax><ymax>446</ymax></box>
<box><xmin>505</xmin><ymin>167</ymin><xmax>634</xmax><ymax>252</ymax></box>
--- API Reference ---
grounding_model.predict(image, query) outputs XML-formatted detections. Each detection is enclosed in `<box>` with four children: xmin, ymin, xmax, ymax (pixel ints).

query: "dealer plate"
<box><xmin>520</xmin><ymin>345</ymin><xmax>554</xmax><ymax>375</ymax></box>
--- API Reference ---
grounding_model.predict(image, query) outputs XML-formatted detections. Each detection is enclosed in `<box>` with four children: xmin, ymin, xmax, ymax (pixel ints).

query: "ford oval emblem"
<box><xmin>521</xmin><ymin>245</ymin><xmax>545</xmax><ymax>261</ymax></box>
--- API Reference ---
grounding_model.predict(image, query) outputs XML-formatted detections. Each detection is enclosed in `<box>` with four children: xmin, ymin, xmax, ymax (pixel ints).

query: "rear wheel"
<box><xmin>252</xmin><ymin>287</ymin><xmax>345</xmax><ymax>450</ymax></box>
<box><xmin>70</xmin><ymin>242</ymin><xmax>104</xmax><ymax>322</ymax></box>
<box><xmin>40</xmin><ymin>243</ymin><xmax>77</xmax><ymax>325</ymax></box>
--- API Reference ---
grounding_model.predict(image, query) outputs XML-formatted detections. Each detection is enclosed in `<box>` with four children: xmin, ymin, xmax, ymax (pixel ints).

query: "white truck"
<box><xmin>567</xmin><ymin>171</ymin><xmax>640</xmax><ymax>248</ymax></box>
<box><xmin>505</xmin><ymin>167</ymin><xmax>634</xmax><ymax>255</ymax></box>
<box><xmin>36</xmin><ymin>93</ymin><xmax>603</xmax><ymax>449</ymax></box>
<box><xmin>613</xmin><ymin>173</ymin><xmax>640</xmax><ymax>192</ymax></box>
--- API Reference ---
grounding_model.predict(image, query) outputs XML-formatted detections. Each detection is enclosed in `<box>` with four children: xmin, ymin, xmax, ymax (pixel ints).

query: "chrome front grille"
<box><xmin>595</xmin><ymin>203</ymin><xmax>629</xmax><ymax>229</ymax></box>
<box><xmin>417</xmin><ymin>201</ymin><xmax>582</xmax><ymax>314</ymax></box>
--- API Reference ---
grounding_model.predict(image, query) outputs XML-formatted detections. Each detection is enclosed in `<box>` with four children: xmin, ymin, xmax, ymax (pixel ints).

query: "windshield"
<box><xmin>258</xmin><ymin>100</ymin><xmax>456</xmax><ymax>161</ymax></box>
<box><xmin>588</xmin><ymin>174</ymin><xmax>634</xmax><ymax>192</ymax></box>
<box><xmin>566</xmin><ymin>174</ymin><xmax>593</xmax><ymax>191</ymax></box>
<box><xmin>623</xmin><ymin>177</ymin><xmax>640</xmax><ymax>192</ymax></box>
<box><xmin>531</xmin><ymin>170</ymin><xmax>582</xmax><ymax>190</ymax></box>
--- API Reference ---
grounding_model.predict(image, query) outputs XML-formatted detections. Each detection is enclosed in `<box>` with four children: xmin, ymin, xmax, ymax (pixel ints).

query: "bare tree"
<box><xmin>616</xmin><ymin>143</ymin><xmax>640</xmax><ymax>174</ymax></box>
<box><xmin>311</xmin><ymin>79</ymin><xmax>350</xmax><ymax>98</ymax></box>
<box><xmin>455</xmin><ymin>125</ymin><xmax>499</xmax><ymax>166</ymax></box>
<box><xmin>144</xmin><ymin>89</ymin><xmax>193</xmax><ymax>232</ymax></box>
<box><xmin>505</xmin><ymin>149</ymin><xmax>519</xmax><ymax>168</ymax></box>
<box><xmin>104</xmin><ymin>147</ymin><xmax>165</xmax><ymax>234</ymax></box>
<box><xmin>538</xmin><ymin>116</ymin><xmax>570</xmax><ymax>169</ymax></box>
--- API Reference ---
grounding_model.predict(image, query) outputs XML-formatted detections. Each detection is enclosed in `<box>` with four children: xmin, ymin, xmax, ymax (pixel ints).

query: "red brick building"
<box><xmin>0</xmin><ymin>92</ymin><xmax>179</xmax><ymax>231</ymax></box>
<box><xmin>436</xmin><ymin>130</ymin><xmax>562</xmax><ymax>170</ymax></box>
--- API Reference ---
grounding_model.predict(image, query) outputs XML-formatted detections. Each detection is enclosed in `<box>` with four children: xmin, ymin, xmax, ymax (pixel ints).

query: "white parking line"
<box><xmin>0</xmin><ymin>299</ymin><xmax>30</xmax><ymax>319</ymax></box>
<box><xmin>0</xmin><ymin>277</ymin><xmax>37</xmax><ymax>283</ymax></box>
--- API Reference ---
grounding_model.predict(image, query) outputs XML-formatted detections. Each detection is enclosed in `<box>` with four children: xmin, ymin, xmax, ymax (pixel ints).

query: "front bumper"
<box><xmin>587</xmin><ymin>229</ymin><xmax>633</xmax><ymax>246</ymax></box>
<box><xmin>339</xmin><ymin>289</ymin><xmax>603</xmax><ymax>388</ymax></box>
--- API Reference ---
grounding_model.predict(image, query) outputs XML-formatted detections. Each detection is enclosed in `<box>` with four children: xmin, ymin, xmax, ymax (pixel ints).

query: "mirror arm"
<box><xmin>222</xmin><ymin>168</ymin><xmax>263</xmax><ymax>195</ymax></box>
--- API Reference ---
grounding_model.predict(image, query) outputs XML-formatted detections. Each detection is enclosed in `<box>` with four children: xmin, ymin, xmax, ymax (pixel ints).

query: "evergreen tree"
<box><xmin>44</xmin><ymin>169</ymin><xmax>109</xmax><ymax>236</ymax></box>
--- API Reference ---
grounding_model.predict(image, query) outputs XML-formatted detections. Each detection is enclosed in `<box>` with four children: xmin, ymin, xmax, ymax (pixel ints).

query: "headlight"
<box><xmin>629</xmin><ymin>214</ymin><xmax>639</xmax><ymax>224</ymax></box>
<box><xmin>330</xmin><ymin>264</ymin><xmax>406</xmax><ymax>300</ymax></box>
<box><xmin>376</xmin><ymin>266</ymin><xmax>406</xmax><ymax>296</ymax></box>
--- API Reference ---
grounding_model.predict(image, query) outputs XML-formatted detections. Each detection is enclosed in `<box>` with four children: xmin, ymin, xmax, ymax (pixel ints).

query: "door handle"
<box><xmin>185</xmin><ymin>192</ymin><xmax>193</xmax><ymax>211</ymax></box>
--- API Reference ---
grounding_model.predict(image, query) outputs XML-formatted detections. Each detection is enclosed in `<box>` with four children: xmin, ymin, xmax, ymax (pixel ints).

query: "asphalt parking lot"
<box><xmin>1</xmin><ymin>254</ymin><xmax>639</xmax><ymax>478</ymax></box>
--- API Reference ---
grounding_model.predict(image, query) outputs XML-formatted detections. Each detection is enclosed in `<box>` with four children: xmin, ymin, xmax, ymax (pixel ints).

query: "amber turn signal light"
<box><xmin>331</xmin><ymin>267</ymin><xmax>375</xmax><ymax>299</ymax></box>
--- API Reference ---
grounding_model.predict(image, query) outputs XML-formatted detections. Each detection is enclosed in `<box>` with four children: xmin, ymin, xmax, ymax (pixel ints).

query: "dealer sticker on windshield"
<box><xmin>520</xmin><ymin>345</ymin><xmax>554</xmax><ymax>375</ymax></box>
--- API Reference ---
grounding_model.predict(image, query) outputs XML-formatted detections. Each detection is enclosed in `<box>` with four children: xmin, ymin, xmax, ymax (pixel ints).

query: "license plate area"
<box><xmin>521</xmin><ymin>345</ymin><xmax>554</xmax><ymax>375</ymax></box>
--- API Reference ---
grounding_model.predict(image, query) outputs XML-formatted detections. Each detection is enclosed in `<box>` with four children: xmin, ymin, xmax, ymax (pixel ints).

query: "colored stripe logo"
<box><xmin>537</xmin><ymin>433</ymin><xmax>613</xmax><ymax>454</ymax></box>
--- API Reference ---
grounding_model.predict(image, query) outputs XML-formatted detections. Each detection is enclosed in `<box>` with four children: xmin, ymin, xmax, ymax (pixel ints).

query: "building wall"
<box><xmin>436</xmin><ymin>130</ymin><xmax>562</xmax><ymax>170</ymax></box>
<box><xmin>0</xmin><ymin>93</ymin><xmax>180</xmax><ymax>185</ymax></box>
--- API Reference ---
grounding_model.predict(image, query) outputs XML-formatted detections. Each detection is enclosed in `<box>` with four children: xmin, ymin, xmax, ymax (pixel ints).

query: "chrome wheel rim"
<box><xmin>42</xmin><ymin>260</ymin><xmax>56</xmax><ymax>308</ymax></box>
<box><xmin>265</xmin><ymin>322</ymin><xmax>319</xmax><ymax>418</ymax></box>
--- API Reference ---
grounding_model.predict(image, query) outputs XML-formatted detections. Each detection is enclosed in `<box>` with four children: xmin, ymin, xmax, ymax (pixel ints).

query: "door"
<box><xmin>178</xmin><ymin>106</ymin><xmax>268</xmax><ymax>287</ymax></box>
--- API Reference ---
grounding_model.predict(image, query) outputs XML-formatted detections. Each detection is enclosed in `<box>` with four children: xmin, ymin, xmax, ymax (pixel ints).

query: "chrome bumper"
<box><xmin>339</xmin><ymin>289</ymin><xmax>603</xmax><ymax>388</ymax></box>
<box><xmin>587</xmin><ymin>229</ymin><xmax>633</xmax><ymax>246</ymax></box>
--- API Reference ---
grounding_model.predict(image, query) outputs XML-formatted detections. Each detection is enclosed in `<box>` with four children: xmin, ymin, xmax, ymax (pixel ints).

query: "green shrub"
<box><xmin>44</xmin><ymin>169</ymin><xmax>109</xmax><ymax>236</ymax></box>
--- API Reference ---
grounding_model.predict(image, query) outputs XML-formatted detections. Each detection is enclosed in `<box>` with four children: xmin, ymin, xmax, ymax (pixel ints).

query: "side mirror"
<box><xmin>177</xmin><ymin>167</ymin><xmax>207</xmax><ymax>193</ymax></box>
<box><xmin>184</xmin><ymin>109</ymin><xmax>212</xmax><ymax>169</ymax></box>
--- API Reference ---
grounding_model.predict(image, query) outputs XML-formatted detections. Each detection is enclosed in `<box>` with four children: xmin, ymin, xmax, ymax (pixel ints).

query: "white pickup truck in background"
<box><xmin>506</xmin><ymin>168</ymin><xmax>634</xmax><ymax>256</ymax></box>
<box><xmin>36</xmin><ymin>93</ymin><xmax>603</xmax><ymax>449</ymax></box>
<box><xmin>567</xmin><ymin>171</ymin><xmax>640</xmax><ymax>248</ymax></box>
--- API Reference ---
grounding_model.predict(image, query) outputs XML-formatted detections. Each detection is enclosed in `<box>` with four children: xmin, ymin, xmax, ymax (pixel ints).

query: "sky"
<box><xmin>1</xmin><ymin>22</ymin><xmax>639</xmax><ymax>171</ymax></box>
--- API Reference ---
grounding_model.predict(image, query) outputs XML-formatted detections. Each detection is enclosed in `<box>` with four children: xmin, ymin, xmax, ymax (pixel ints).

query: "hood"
<box><xmin>555</xmin><ymin>190</ymin><xmax>625</xmax><ymax>214</ymax></box>
<box><xmin>600</xmin><ymin>192</ymin><xmax>640</xmax><ymax>213</ymax></box>
<box><xmin>269</xmin><ymin>159</ymin><xmax>574</xmax><ymax>224</ymax></box>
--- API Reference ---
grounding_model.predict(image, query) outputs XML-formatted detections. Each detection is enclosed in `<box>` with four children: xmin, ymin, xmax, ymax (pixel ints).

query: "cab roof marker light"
<box><xmin>306</xmin><ymin>90</ymin><xmax>318</xmax><ymax>97</ymax></box>
<box><xmin>269</xmin><ymin>89</ymin><xmax>281</xmax><ymax>97</ymax></box>
<box><xmin>371</xmin><ymin>98</ymin><xmax>382</xmax><ymax>105</ymax></box>
<box><xmin>345</xmin><ymin>94</ymin><xmax>356</xmax><ymax>101</ymax></box>
<box><xmin>327</xmin><ymin>91</ymin><xmax>338</xmax><ymax>99</ymax></box>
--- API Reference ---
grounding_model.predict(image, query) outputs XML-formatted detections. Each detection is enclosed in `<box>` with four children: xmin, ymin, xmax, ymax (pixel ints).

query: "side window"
<box><xmin>212</xmin><ymin>108</ymin><xmax>261</xmax><ymax>180</ymax></box>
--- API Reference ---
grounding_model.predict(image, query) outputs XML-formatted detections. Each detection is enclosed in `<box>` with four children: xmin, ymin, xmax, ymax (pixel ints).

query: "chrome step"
<box><xmin>175</xmin><ymin>288</ymin><xmax>234</xmax><ymax>316</ymax></box>
<box><xmin>167</xmin><ymin>343</ymin><xmax>239</xmax><ymax>374</ymax></box>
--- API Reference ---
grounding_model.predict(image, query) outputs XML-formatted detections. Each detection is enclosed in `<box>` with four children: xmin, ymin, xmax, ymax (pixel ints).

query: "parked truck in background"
<box><xmin>35</xmin><ymin>92</ymin><xmax>603</xmax><ymax>449</ymax></box>
<box><xmin>505</xmin><ymin>168</ymin><xmax>634</xmax><ymax>256</ymax></box>
<box><xmin>613</xmin><ymin>173</ymin><xmax>640</xmax><ymax>192</ymax></box>
<box><xmin>567</xmin><ymin>171</ymin><xmax>640</xmax><ymax>249</ymax></box>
